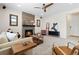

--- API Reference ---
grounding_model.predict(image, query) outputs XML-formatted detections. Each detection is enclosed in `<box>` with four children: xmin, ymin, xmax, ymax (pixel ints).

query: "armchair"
<box><xmin>52</xmin><ymin>42</ymin><xmax>79</xmax><ymax>55</ymax></box>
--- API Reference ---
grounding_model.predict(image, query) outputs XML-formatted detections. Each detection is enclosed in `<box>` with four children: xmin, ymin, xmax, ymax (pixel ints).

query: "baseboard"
<box><xmin>70</xmin><ymin>35</ymin><xmax>79</xmax><ymax>37</ymax></box>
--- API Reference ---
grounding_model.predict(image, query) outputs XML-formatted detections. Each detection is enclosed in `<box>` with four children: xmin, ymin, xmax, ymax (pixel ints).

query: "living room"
<box><xmin>0</xmin><ymin>3</ymin><xmax>79</xmax><ymax>55</ymax></box>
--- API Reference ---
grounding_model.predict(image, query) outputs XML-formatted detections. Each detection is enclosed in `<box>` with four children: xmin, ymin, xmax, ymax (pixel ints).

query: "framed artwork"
<box><xmin>37</xmin><ymin>20</ymin><xmax>40</xmax><ymax>27</ymax></box>
<box><xmin>10</xmin><ymin>14</ymin><xmax>18</xmax><ymax>26</ymax></box>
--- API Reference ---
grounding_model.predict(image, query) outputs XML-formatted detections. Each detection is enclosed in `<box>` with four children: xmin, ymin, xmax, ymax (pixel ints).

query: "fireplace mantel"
<box><xmin>22</xmin><ymin>25</ymin><xmax>35</xmax><ymax>27</ymax></box>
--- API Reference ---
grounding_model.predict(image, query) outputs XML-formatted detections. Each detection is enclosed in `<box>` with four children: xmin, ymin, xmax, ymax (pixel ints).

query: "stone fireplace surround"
<box><xmin>22</xmin><ymin>26</ymin><xmax>35</xmax><ymax>38</ymax></box>
<box><xmin>22</xmin><ymin>12</ymin><xmax>35</xmax><ymax>38</ymax></box>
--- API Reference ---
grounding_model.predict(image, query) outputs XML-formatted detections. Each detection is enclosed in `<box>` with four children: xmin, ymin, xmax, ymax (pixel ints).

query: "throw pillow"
<box><xmin>6</xmin><ymin>32</ymin><xmax>18</xmax><ymax>42</ymax></box>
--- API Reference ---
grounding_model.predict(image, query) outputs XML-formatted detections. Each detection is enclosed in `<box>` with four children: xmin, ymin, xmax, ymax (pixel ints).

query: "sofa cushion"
<box><xmin>0</xmin><ymin>32</ymin><xmax>8</xmax><ymax>44</ymax></box>
<box><xmin>19</xmin><ymin>37</ymin><xmax>33</xmax><ymax>43</ymax></box>
<box><xmin>0</xmin><ymin>37</ymin><xmax>33</xmax><ymax>49</ymax></box>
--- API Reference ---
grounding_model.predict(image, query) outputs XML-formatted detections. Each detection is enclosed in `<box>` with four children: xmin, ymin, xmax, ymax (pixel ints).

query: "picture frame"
<box><xmin>37</xmin><ymin>20</ymin><xmax>40</xmax><ymax>27</ymax></box>
<box><xmin>10</xmin><ymin>14</ymin><xmax>18</xmax><ymax>26</ymax></box>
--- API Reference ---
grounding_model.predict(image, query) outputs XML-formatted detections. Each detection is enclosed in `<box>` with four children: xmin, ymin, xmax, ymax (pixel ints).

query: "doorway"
<box><xmin>67</xmin><ymin>12</ymin><xmax>79</xmax><ymax>37</ymax></box>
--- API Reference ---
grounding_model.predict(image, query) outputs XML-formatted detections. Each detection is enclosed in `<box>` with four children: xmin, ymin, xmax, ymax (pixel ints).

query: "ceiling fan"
<box><xmin>34</xmin><ymin>3</ymin><xmax>53</xmax><ymax>12</ymax></box>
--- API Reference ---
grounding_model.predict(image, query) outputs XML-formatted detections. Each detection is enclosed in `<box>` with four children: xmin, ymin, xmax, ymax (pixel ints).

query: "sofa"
<box><xmin>0</xmin><ymin>37</ymin><xmax>34</xmax><ymax>55</ymax></box>
<box><xmin>0</xmin><ymin>32</ymin><xmax>43</xmax><ymax>55</ymax></box>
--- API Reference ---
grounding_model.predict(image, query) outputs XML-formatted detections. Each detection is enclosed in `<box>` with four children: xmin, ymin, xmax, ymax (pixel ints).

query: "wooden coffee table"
<box><xmin>11</xmin><ymin>42</ymin><xmax>37</xmax><ymax>55</ymax></box>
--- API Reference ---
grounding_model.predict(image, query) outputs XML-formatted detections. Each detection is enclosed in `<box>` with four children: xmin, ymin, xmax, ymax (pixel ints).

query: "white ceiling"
<box><xmin>0</xmin><ymin>3</ymin><xmax>46</xmax><ymax>16</ymax></box>
<box><xmin>0</xmin><ymin>3</ymin><xmax>79</xmax><ymax>17</ymax></box>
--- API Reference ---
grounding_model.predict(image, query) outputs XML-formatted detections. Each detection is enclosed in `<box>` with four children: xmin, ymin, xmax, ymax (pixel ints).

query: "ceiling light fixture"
<box><xmin>2</xmin><ymin>5</ymin><xmax>6</xmax><ymax>9</ymax></box>
<box><xmin>17</xmin><ymin>5</ymin><xmax>21</xmax><ymax>7</ymax></box>
<box><xmin>41</xmin><ymin>13</ymin><xmax>43</xmax><ymax>16</ymax></box>
<box><xmin>69</xmin><ymin>3</ymin><xmax>73</xmax><ymax>5</ymax></box>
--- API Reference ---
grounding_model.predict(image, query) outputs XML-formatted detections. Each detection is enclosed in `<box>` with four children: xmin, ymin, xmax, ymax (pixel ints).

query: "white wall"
<box><xmin>41</xmin><ymin>7</ymin><xmax>79</xmax><ymax>38</ymax></box>
<box><xmin>34</xmin><ymin>16</ymin><xmax>42</xmax><ymax>34</ymax></box>
<box><xmin>41</xmin><ymin>13</ymin><xmax>67</xmax><ymax>38</ymax></box>
<box><xmin>1</xmin><ymin>4</ymin><xmax>79</xmax><ymax>38</ymax></box>
<box><xmin>0</xmin><ymin>9</ymin><xmax>22</xmax><ymax>36</ymax></box>
<box><xmin>0</xmin><ymin>9</ymin><xmax>43</xmax><ymax>36</ymax></box>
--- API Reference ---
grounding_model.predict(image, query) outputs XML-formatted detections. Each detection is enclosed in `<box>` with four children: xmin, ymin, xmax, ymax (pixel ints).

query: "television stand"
<box><xmin>48</xmin><ymin>31</ymin><xmax>60</xmax><ymax>36</ymax></box>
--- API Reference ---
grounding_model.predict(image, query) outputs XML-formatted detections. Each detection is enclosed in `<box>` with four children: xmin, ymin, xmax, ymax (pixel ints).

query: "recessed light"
<box><xmin>69</xmin><ymin>3</ymin><xmax>73</xmax><ymax>5</ymax></box>
<box><xmin>41</xmin><ymin>13</ymin><xmax>43</xmax><ymax>16</ymax></box>
<box><xmin>17</xmin><ymin>5</ymin><xmax>21</xmax><ymax>7</ymax></box>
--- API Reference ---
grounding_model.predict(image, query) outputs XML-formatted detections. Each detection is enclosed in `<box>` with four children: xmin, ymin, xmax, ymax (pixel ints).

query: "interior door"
<box><xmin>70</xmin><ymin>14</ymin><xmax>79</xmax><ymax>36</ymax></box>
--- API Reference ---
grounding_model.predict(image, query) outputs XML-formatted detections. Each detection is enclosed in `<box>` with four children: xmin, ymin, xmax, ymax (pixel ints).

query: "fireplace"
<box><xmin>25</xmin><ymin>30</ymin><xmax>33</xmax><ymax>37</ymax></box>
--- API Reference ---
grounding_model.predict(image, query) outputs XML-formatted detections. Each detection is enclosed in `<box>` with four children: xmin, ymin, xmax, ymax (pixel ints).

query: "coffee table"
<box><xmin>11</xmin><ymin>42</ymin><xmax>37</xmax><ymax>55</ymax></box>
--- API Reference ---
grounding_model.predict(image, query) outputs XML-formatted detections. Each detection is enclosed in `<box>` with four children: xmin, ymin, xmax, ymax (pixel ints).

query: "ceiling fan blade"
<box><xmin>34</xmin><ymin>7</ymin><xmax>41</xmax><ymax>9</ymax></box>
<box><xmin>44</xmin><ymin>3</ymin><xmax>53</xmax><ymax>8</ymax></box>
